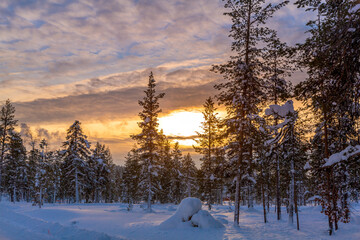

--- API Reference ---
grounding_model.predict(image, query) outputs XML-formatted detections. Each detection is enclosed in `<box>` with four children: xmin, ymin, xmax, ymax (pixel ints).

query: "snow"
<box><xmin>323</xmin><ymin>145</ymin><xmax>360</xmax><ymax>167</ymax></box>
<box><xmin>350</xmin><ymin>3</ymin><xmax>360</xmax><ymax>13</ymax></box>
<box><xmin>304</xmin><ymin>161</ymin><xmax>311</xmax><ymax>170</ymax></box>
<box><xmin>1</xmin><ymin>201</ymin><xmax>360</xmax><ymax>240</ymax></box>
<box><xmin>265</xmin><ymin>100</ymin><xmax>294</xmax><ymax>118</ymax></box>
<box><xmin>191</xmin><ymin>210</ymin><xmax>224</xmax><ymax>228</ymax></box>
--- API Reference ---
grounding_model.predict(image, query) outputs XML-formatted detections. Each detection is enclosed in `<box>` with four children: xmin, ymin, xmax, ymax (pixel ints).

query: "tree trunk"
<box><xmin>75</xmin><ymin>168</ymin><xmax>79</xmax><ymax>203</ymax></box>
<box><xmin>147</xmin><ymin>169</ymin><xmax>152</xmax><ymax>211</ymax></box>
<box><xmin>289</xmin><ymin>158</ymin><xmax>295</xmax><ymax>224</ymax></box>
<box><xmin>294</xmin><ymin>180</ymin><xmax>300</xmax><ymax>230</ymax></box>
<box><xmin>234</xmin><ymin>173</ymin><xmax>241</xmax><ymax>225</ymax></box>
<box><xmin>39</xmin><ymin>187</ymin><xmax>42</xmax><ymax>208</ymax></box>
<box><xmin>276</xmin><ymin>147</ymin><xmax>281</xmax><ymax>220</ymax></box>
<box><xmin>261</xmin><ymin>167</ymin><xmax>267</xmax><ymax>223</ymax></box>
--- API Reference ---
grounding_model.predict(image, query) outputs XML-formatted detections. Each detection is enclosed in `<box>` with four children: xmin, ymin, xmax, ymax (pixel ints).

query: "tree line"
<box><xmin>0</xmin><ymin>101</ymin><xmax>120</xmax><ymax>206</ymax></box>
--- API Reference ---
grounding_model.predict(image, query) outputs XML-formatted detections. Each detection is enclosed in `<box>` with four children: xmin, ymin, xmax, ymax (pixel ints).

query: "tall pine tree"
<box><xmin>132</xmin><ymin>72</ymin><xmax>165</xmax><ymax>211</ymax></box>
<box><xmin>61</xmin><ymin>120</ymin><xmax>91</xmax><ymax>203</ymax></box>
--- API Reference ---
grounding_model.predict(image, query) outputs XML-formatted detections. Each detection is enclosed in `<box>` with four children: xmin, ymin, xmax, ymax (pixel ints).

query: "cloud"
<box><xmin>13</xmin><ymin>66</ymin><xmax>221</xmax><ymax>124</ymax></box>
<box><xmin>167</xmin><ymin>135</ymin><xmax>198</xmax><ymax>140</ymax></box>
<box><xmin>0</xmin><ymin>0</ymin><xmax>309</xmax><ymax>103</ymax></box>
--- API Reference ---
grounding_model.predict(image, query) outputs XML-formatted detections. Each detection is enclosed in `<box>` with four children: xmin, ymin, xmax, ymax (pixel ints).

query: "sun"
<box><xmin>158</xmin><ymin>111</ymin><xmax>203</xmax><ymax>145</ymax></box>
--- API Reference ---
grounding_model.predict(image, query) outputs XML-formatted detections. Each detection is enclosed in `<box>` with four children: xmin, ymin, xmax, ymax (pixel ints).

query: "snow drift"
<box><xmin>159</xmin><ymin>197</ymin><xmax>224</xmax><ymax>229</ymax></box>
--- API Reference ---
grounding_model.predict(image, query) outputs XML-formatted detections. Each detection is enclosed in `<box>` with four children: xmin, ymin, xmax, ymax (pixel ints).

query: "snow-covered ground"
<box><xmin>0</xmin><ymin>201</ymin><xmax>359</xmax><ymax>240</ymax></box>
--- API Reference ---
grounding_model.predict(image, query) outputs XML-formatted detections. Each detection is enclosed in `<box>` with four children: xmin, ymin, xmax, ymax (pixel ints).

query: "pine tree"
<box><xmin>87</xmin><ymin>142</ymin><xmax>112</xmax><ymax>203</ymax></box>
<box><xmin>295</xmin><ymin>0</ymin><xmax>360</xmax><ymax>234</ymax></box>
<box><xmin>46</xmin><ymin>150</ymin><xmax>62</xmax><ymax>204</ymax></box>
<box><xmin>123</xmin><ymin>148</ymin><xmax>141</xmax><ymax>208</ymax></box>
<box><xmin>0</xmin><ymin>99</ymin><xmax>18</xmax><ymax>200</ymax></box>
<box><xmin>263</xmin><ymin>33</ymin><xmax>293</xmax><ymax>220</ymax></box>
<box><xmin>61</xmin><ymin>120</ymin><xmax>91</xmax><ymax>203</ymax></box>
<box><xmin>181</xmin><ymin>153</ymin><xmax>197</xmax><ymax>198</ymax></box>
<box><xmin>170</xmin><ymin>142</ymin><xmax>183</xmax><ymax>204</ymax></box>
<box><xmin>35</xmin><ymin>139</ymin><xmax>48</xmax><ymax>208</ymax></box>
<box><xmin>4</xmin><ymin>132</ymin><xmax>27</xmax><ymax>203</ymax></box>
<box><xmin>131</xmin><ymin>72</ymin><xmax>165</xmax><ymax>211</ymax></box>
<box><xmin>157</xmin><ymin>132</ymin><xmax>173</xmax><ymax>203</ymax></box>
<box><xmin>213</xmin><ymin>0</ymin><xmax>288</xmax><ymax>225</ymax></box>
<box><xmin>27</xmin><ymin>139</ymin><xmax>41</xmax><ymax>203</ymax></box>
<box><xmin>194</xmin><ymin>97</ymin><xmax>223</xmax><ymax>210</ymax></box>
<box><xmin>265</xmin><ymin>101</ymin><xmax>306</xmax><ymax>230</ymax></box>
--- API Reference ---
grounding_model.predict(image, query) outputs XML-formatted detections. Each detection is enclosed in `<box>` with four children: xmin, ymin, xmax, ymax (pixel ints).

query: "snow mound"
<box><xmin>176</xmin><ymin>197</ymin><xmax>202</xmax><ymax>222</ymax></box>
<box><xmin>191</xmin><ymin>210</ymin><xmax>224</xmax><ymax>228</ymax></box>
<box><xmin>159</xmin><ymin>197</ymin><xmax>202</xmax><ymax>229</ymax></box>
<box><xmin>160</xmin><ymin>197</ymin><xmax>223</xmax><ymax>229</ymax></box>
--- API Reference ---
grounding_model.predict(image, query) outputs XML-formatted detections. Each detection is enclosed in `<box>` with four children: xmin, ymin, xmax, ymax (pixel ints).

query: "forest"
<box><xmin>0</xmin><ymin>0</ymin><xmax>359</xmax><ymax>238</ymax></box>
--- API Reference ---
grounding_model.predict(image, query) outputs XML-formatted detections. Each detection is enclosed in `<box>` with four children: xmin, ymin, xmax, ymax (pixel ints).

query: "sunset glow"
<box><xmin>159</xmin><ymin>111</ymin><xmax>204</xmax><ymax>138</ymax></box>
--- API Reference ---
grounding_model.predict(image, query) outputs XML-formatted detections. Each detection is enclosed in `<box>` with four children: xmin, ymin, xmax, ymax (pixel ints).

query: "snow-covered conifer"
<box><xmin>61</xmin><ymin>120</ymin><xmax>91</xmax><ymax>203</ymax></box>
<box><xmin>131</xmin><ymin>72</ymin><xmax>165</xmax><ymax>211</ymax></box>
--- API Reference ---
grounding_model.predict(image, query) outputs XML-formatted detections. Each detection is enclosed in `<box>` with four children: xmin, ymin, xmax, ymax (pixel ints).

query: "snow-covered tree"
<box><xmin>0</xmin><ymin>99</ymin><xmax>18</xmax><ymax>200</ymax></box>
<box><xmin>4</xmin><ymin>132</ymin><xmax>27</xmax><ymax>203</ymax></box>
<box><xmin>194</xmin><ymin>97</ymin><xmax>223</xmax><ymax>210</ymax></box>
<box><xmin>61</xmin><ymin>120</ymin><xmax>91</xmax><ymax>203</ymax></box>
<box><xmin>265</xmin><ymin>101</ymin><xmax>306</xmax><ymax>230</ymax></box>
<box><xmin>46</xmin><ymin>150</ymin><xmax>62</xmax><ymax>204</ymax></box>
<box><xmin>34</xmin><ymin>139</ymin><xmax>49</xmax><ymax>208</ymax></box>
<box><xmin>123</xmin><ymin>147</ymin><xmax>141</xmax><ymax>208</ymax></box>
<box><xmin>131</xmin><ymin>72</ymin><xmax>165</xmax><ymax>211</ymax></box>
<box><xmin>213</xmin><ymin>0</ymin><xmax>288</xmax><ymax>225</ymax></box>
<box><xmin>87</xmin><ymin>142</ymin><xmax>112</xmax><ymax>203</ymax></box>
<box><xmin>181</xmin><ymin>153</ymin><xmax>197</xmax><ymax>198</ymax></box>
<box><xmin>295</xmin><ymin>0</ymin><xmax>360</xmax><ymax>234</ymax></box>
<box><xmin>170</xmin><ymin>142</ymin><xmax>184</xmax><ymax>204</ymax></box>
<box><xmin>157</xmin><ymin>132</ymin><xmax>174</xmax><ymax>203</ymax></box>
<box><xmin>263</xmin><ymin>33</ymin><xmax>293</xmax><ymax>220</ymax></box>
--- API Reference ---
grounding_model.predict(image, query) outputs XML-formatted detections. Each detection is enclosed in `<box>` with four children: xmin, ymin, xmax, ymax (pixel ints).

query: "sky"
<box><xmin>0</xmin><ymin>0</ymin><xmax>312</xmax><ymax>165</ymax></box>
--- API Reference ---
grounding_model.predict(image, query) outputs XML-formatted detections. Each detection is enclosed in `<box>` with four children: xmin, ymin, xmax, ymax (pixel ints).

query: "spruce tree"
<box><xmin>194</xmin><ymin>97</ymin><xmax>222</xmax><ymax>210</ymax></box>
<box><xmin>131</xmin><ymin>72</ymin><xmax>165</xmax><ymax>211</ymax></box>
<box><xmin>181</xmin><ymin>153</ymin><xmax>197</xmax><ymax>198</ymax></box>
<box><xmin>123</xmin><ymin>148</ymin><xmax>141</xmax><ymax>208</ymax></box>
<box><xmin>4</xmin><ymin>132</ymin><xmax>27</xmax><ymax>203</ymax></box>
<box><xmin>87</xmin><ymin>142</ymin><xmax>112</xmax><ymax>202</ymax></box>
<box><xmin>0</xmin><ymin>99</ymin><xmax>18</xmax><ymax>200</ymax></box>
<box><xmin>170</xmin><ymin>142</ymin><xmax>183</xmax><ymax>204</ymax></box>
<box><xmin>157</xmin><ymin>133</ymin><xmax>173</xmax><ymax>203</ymax></box>
<box><xmin>61</xmin><ymin>120</ymin><xmax>91</xmax><ymax>203</ymax></box>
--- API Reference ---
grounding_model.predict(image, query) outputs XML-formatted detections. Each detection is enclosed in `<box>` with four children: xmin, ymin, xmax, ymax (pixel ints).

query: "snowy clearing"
<box><xmin>0</xmin><ymin>202</ymin><xmax>359</xmax><ymax>240</ymax></box>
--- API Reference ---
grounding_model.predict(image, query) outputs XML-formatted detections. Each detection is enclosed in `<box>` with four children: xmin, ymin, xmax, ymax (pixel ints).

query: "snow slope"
<box><xmin>0</xmin><ymin>201</ymin><xmax>359</xmax><ymax>240</ymax></box>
